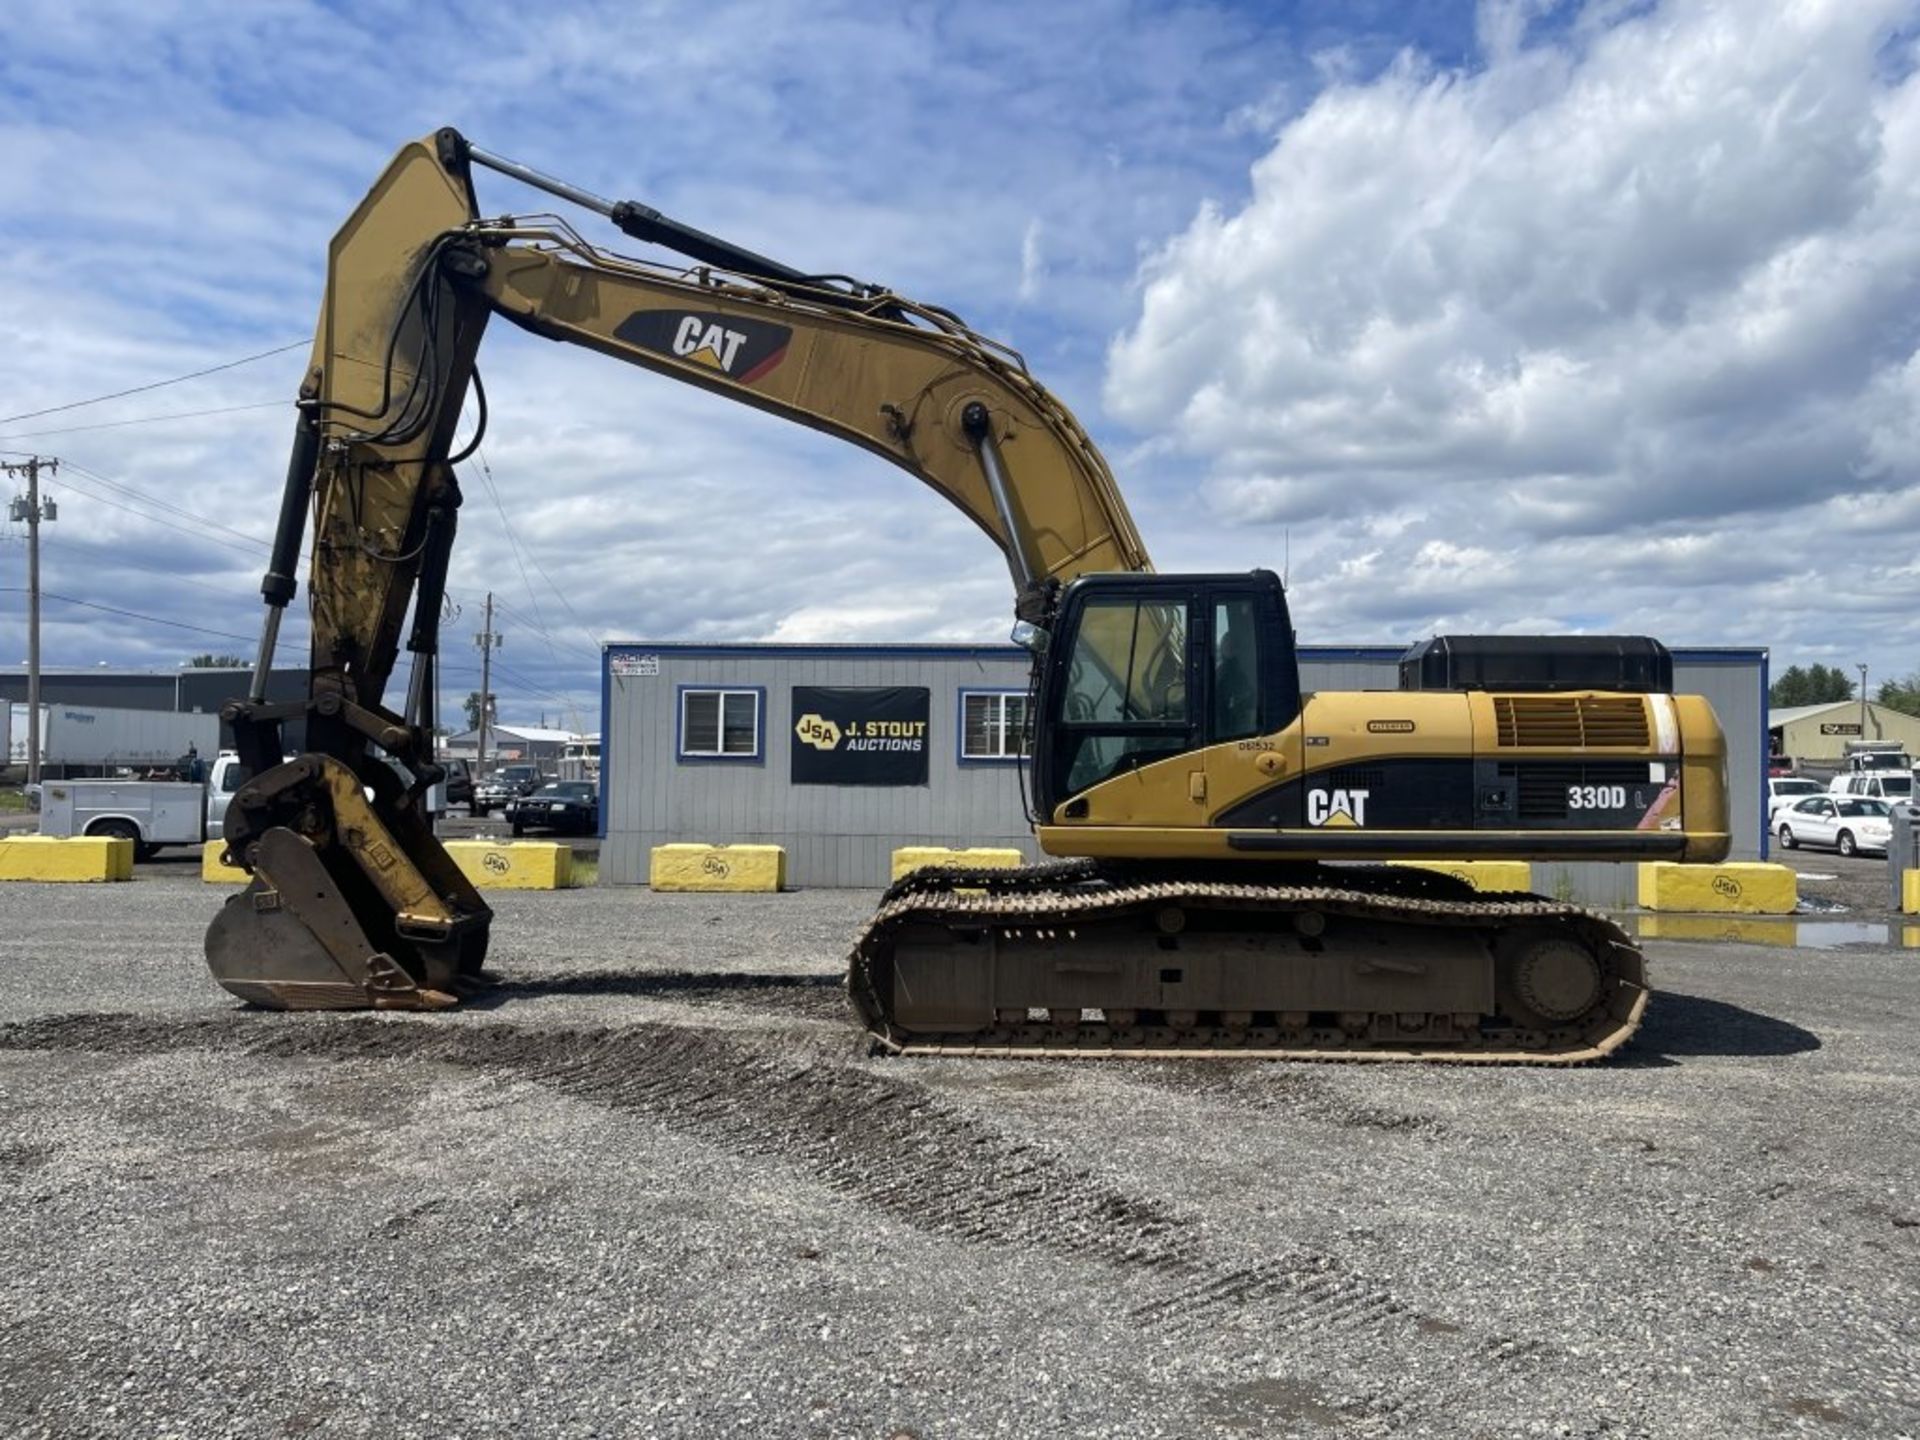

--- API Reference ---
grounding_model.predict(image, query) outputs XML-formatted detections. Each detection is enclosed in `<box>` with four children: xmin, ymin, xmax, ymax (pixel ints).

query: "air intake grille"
<box><xmin>1493</xmin><ymin>696</ymin><xmax>1650</xmax><ymax>748</ymax></box>
<box><xmin>1501</xmin><ymin>762</ymin><xmax>1655</xmax><ymax>820</ymax></box>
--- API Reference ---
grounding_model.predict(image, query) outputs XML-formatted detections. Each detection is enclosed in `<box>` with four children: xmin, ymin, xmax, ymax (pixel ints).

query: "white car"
<box><xmin>1766</xmin><ymin>776</ymin><xmax>1827</xmax><ymax>818</ymax></box>
<box><xmin>1828</xmin><ymin>771</ymin><xmax>1914</xmax><ymax>807</ymax></box>
<box><xmin>1776</xmin><ymin>795</ymin><xmax>1894</xmax><ymax>857</ymax></box>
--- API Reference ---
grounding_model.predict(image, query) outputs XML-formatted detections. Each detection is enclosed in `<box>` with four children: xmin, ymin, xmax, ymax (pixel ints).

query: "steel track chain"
<box><xmin>846</xmin><ymin>863</ymin><xmax>1648</xmax><ymax>1066</ymax></box>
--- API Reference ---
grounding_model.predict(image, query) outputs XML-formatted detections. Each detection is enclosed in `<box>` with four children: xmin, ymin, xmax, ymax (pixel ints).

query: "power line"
<box><xmin>0</xmin><ymin>399</ymin><xmax>287</xmax><ymax>443</ymax></box>
<box><xmin>489</xmin><ymin>657</ymin><xmax>594</xmax><ymax>708</ymax></box>
<box><xmin>485</xmin><ymin>593</ymin><xmax>599</xmax><ymax>662</ymax></box>
<box><xmin>36</xmin><ymin>534</ymin><xmax>267</xmax><ymax>603</ymax></box>
<box><xmin>59</xmin><ymin>459</ymin><xmax>275</xmax><ymax>551</ymax></box>
<box><xmin>471</xmin><ymin>445</ymin><xmax>555</xmax><ymax>660</ymax></box>
<box><xmin>0</xmin><ymin>589</ymin><xmax>264</xmax><ymax>644</ymax></box>
<box><xmin>26</xmin><ymin>474</ymin><xmax>268</xmax><ymax>560</ymax></box>
<box><xmin>0</xmin><ymin>341</ymin><xmax>307</xmax><ymax>426</ymax></box>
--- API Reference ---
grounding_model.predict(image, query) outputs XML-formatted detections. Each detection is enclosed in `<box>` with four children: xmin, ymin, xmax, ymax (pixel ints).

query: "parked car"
<box><xmin>1776</xmin><ymin>795</ymin><xmax>1894</xmax><ymax>857</ymax></box>
<box><xmin>1826</xmin><ymin>772</ymin><xmax>1913</xmax><ymax>807</ymax></box>
<box><xmin>439</xmin><ymin>757</ymin><xmax>473</xmax><ymax>810</ymax></box>
<box><xmin>472</xmin><ymin>763</ymin><xmax>544</xmax><ymax>816</ymax></box>
<box><xmin>505</xmin><ymin>780</ymin><xmax>598</xmax><ymax>837</ymax></box>
<box><xmin>1766</xmin><ymin>776</ymin><xmax>1826</xmax><ymax>819</ymax></box>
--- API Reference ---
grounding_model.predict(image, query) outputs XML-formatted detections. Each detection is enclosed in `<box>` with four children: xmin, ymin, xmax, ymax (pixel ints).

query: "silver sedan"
<box><xmin>1775</xmin><ymin>795</ymin><xmax>1894</xmax><ymax>858</ymax></box>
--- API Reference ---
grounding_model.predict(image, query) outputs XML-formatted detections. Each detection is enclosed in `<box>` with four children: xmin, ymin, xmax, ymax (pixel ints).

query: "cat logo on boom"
<box><xmin>672</xmin><ymin>317</ymin><xmax>747</xmax><ymax>371</ymax></box>
<box><xmin>613</xmin><ymin>309</ymin><xmax>793</xmax><ymax>384</ymax></box>
<box><xmin>1307</xmin><ymin>788</ymin><xmax>1370</xmax><ymax>827</ymax></box>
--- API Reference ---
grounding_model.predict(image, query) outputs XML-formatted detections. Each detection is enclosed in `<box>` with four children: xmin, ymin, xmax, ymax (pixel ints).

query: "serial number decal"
<box><xmin>1567</xmin><ymin>784</ymin><xmax>1629</xmax><ymax>810</ymax></box>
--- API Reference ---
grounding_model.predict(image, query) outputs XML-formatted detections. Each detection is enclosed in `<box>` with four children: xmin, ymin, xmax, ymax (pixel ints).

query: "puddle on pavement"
<box><xmin>1623</xmin><ymin>913</ymin><xmax>1920</xmax><ymax>949</ymax></box>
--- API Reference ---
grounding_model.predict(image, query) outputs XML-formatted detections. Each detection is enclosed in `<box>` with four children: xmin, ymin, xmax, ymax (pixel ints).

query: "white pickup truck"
<box><xmin>37</xmin><ymin>752</ymin><xmax>261</xmax><ymax>859</ymax></box>
<box><xmin>36</xmin><ymin>777</ymin><xmax>208</xmax><ymax>860</ymax></box>
<box><xmin>40</xmin><ymin>750</ymin><xmax>434</xmax><ymax>861</ymax></box>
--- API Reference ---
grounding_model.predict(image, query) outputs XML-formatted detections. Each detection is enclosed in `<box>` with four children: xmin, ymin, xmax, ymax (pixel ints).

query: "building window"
<box><xmin>961</xmin><ymin>690</ymin><xmax>1031</xmax><ymax>761</ymax></box>
<box><xmin>679</xmin><ymin>687</ymin><xmax>762</xmax><ymax>760</ymax></box>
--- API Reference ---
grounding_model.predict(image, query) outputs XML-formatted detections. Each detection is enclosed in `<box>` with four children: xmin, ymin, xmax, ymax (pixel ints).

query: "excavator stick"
<box><xmin>204</xmin><ymin>755</ymin><xmax>491</xmax><ymax>1011</ymax></box>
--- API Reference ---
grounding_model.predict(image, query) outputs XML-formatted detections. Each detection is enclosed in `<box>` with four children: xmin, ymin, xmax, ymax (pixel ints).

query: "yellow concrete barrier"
<box><xmin>445</xmin><ymin>839</ymin><xmax>574</xmax><ymax>891</ymax></box>
<box><xmin>650</xmin><ymin>843</ymin><xmax>786</xmax><ymax>893</ymax></box>
<box><xmin>1902</xmin><ymin>870</ymin><xmax>1920</xmax><ymax>915</ymax></box>
<box><xmin>202</xmin><ymin>840</ymin><xmax>250</xmax><ymax>884</ymax></box>
<box><xmin>1636</xmin><ymin>862</ymin><xmax>1796</xmax><ymax>915</ymax></box>
<box><xmin>890</xmin><ymin>846</ymin><xmax>1026</xmax><ymax>882</ymax></box>
<box><xmin>0</xmin><ymin>835</ymin><xmax>133</xmax><ymax>882</ymax></box>
<box><xmin>1390</xmin><ymin>860</ymin><xmax>1533</xmax><ymax>893</ymax></box>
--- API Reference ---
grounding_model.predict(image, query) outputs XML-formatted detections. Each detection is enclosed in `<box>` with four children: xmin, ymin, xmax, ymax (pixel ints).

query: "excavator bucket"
<box><xmin>206</xmin><ymin>829</ymin><xmax>455</xmax><ymax>1009</ymax></box>
<box><xmin>203</xmin><ymin>756</ymin><xmax>491</xmax><ymax>1011</ymax></box>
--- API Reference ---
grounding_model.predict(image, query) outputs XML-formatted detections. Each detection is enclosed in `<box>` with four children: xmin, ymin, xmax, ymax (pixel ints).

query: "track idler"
<box><xmin>203</xmin><ymin>755</ymin><xmax>492</xmax><ymax>1011</ymax></box>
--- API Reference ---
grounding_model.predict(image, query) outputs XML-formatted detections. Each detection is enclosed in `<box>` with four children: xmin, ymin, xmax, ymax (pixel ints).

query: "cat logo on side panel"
<box><xmin>1307</xmin><ymin>788</ymin><xmax>1369</xmax><ymax>827</ymax></box>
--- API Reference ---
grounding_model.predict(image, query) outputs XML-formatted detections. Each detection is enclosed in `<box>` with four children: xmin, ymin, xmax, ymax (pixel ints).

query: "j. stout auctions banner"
<box><xmin>791</xmin><ymin>686</ymin><xmax>930</xmax><ymax>786</ymax></box>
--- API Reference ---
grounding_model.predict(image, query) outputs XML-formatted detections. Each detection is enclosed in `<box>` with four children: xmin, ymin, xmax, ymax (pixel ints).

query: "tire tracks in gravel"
<box><xmin>2</xmin><ymin>1010</ymin><xmax>1552</xmax><ymax>1425</ymax></box>
<box><xmin>478</xmin><ymin>968</ymin><xmax>853</xmax><ymax>1022</ymax></box>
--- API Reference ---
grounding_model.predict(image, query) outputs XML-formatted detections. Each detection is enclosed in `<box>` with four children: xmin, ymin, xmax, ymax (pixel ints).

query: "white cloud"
<box><xmin>1018</xmin><ymin>220</ymin><xmax>1046</xmax><ymax>304</ymax></box>
<box><xmin>1105</xmin><ymin>0</ymin><xmax>1920</xmax><ymax>673</ymax></box>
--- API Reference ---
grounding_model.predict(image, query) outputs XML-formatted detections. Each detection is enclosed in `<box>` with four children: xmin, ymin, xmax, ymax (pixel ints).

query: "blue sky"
<box><xmin>2</xmin><ymin>0</ymin><xmax>1918</xmax><ymax>727</ymax></box>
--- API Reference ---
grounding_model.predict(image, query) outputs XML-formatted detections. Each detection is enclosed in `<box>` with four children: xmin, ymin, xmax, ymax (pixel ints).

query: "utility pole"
<box><xmin>1859</xmin><ymin>663</ymin><xmax>1870</xmax><ymax>737</ymax></box>
<box><xmin>4</xmin><ymin>456</ymin><xmax>57</xmax><ymax>787</ymax></box>
<box><xmin>474</xmin><ymin>591</ymin><xmax>501</xmax><ymax>776</ymax></box>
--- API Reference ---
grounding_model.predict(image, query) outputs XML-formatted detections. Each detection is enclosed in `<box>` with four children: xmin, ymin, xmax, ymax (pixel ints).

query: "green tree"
<box><xmin>1877</xmin><ymin>672</ymin><xmax>1920</xmax><ymax>717</ymax></box>
<box><xmin>462</xmin><ymin>691</ymin><xmax>495</xmax><ymax>731</ymax></box>
<box><xmin>1769</xmin><ymin>665</ymin><xmax>1809</xmax><ymax>707</ymax></box>
<box><xmin>1808</xmin><ymin>664</ymin><xmax>1856</xmax><ymax>702</ymax></box>
<box><xmin>185</xmin><ymin>652</ymin><xmax>250</xmax><ymax>668</ymax></box>
<box><xmin>1771</xmin><ymin>664</ymin><xmax>1854</xmax><ymax>707</ymax></box>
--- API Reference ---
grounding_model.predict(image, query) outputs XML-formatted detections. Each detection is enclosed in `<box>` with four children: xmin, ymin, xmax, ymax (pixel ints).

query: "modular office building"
<box><xmin>598</xmin><ymin>640</ymin><xmax>1768</xmax><ymax>899</ymax></box>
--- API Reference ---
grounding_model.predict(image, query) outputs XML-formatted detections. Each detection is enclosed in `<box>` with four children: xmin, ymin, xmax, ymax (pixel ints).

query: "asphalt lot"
<box><xmin>1</xmin><ymin>867</ymin><xmax>1917</xmax><ymax>1439</ymax></box>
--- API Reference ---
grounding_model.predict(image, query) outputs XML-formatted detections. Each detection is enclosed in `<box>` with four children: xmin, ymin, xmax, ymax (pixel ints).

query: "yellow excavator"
<box><xmin>206</xmin><ymin>129</ymin><xmax>1730</xmax><ymax>1062</ymax></box>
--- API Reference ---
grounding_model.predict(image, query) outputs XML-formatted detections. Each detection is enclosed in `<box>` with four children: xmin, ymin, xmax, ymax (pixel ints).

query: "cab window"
<box><xmin>1061</xmin><ymin>598</ymin><xmax>1187</xmax><ymax>724</ymax></box>
<box><xmin>1212</xmin><ymin>597</ymin><xmax>1260</xmax><ymax>741</ymax></box>
<box><xmin>1058</xmin><ymin>597</ymin><xmax>1190</xmax><ymax>794</ymax></box>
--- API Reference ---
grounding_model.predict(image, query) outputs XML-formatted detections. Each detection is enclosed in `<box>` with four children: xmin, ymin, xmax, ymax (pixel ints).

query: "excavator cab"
<box><xmin>1033</xmin><ymin>570</ymin><xmax>1301</xmax><ymax>818</ymax></box>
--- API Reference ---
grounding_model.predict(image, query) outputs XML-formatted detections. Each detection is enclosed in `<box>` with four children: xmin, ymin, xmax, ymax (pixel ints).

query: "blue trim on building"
<box><xmin>674</xmin><ymin>684</ymin><xmax>768</xmax><ymax>765</ymax></box>
<box><xmin>955</xmin><ymin>687</ymin><xmax>1030</xmax><ymax>768</ymax></box>
<box><xmin>598</xmin><ymin>648</ymin><xmax>610</xmax><ymax>841</ymax></box>
<box><xmin>610</xmin><ymin>638</ymin><xmax>1768</xmax><ymax>666</ymax></box>
<box><xmin>608</xmin><ymin>641</ymin><xmax>1025</xmax><ymax>663</ymax></box>
<box><xmin>1666</xmin><ymin>648</ymin><xmax>1770</xmax><ymax>664</ymax></box>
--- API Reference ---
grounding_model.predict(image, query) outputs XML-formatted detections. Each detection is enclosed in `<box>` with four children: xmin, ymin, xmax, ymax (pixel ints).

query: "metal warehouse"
<box><xmin>1768</xmin><ymin>699</ymin><xmax>1920</xmax><ymax>768</ymax></box>
<box><xmin>599</xmin><ymin>640</ymin><xmax>1768</xmax><ymax>898</ymax></box>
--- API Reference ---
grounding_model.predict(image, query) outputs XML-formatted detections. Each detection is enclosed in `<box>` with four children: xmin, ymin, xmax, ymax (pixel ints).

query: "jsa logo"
<box><xmin>1307</xmin><ymin>788</ymin><xmax>1369</xmax><ymax>827</ymax></box>
<box><xmin>794</xmin><ymin>714</ymin><xmax>842</xmax><ymax>751</ymax></box>
<box><xmin>673</xmin><ymin>316</ymin><xmax>750</xmax><ymax>372</ymax></box>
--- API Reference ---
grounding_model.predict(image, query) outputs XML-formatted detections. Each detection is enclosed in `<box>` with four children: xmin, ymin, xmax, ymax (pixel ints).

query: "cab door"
<box><xmin>1201</xmin><ymin>586</ymin><xmax>1304</xmax><ymax>828</ymax></box>
<box><xmin>1038</xmin><ymin>586</ymin><xmax>1200</xmax><ymax>820</ymax></box>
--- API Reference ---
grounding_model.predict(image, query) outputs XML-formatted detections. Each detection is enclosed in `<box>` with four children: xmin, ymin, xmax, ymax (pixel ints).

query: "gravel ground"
<box><xmin>2</xmin><ymin>871</ymin><xmax>1916</xmax><ymax>1439</ymax></box>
